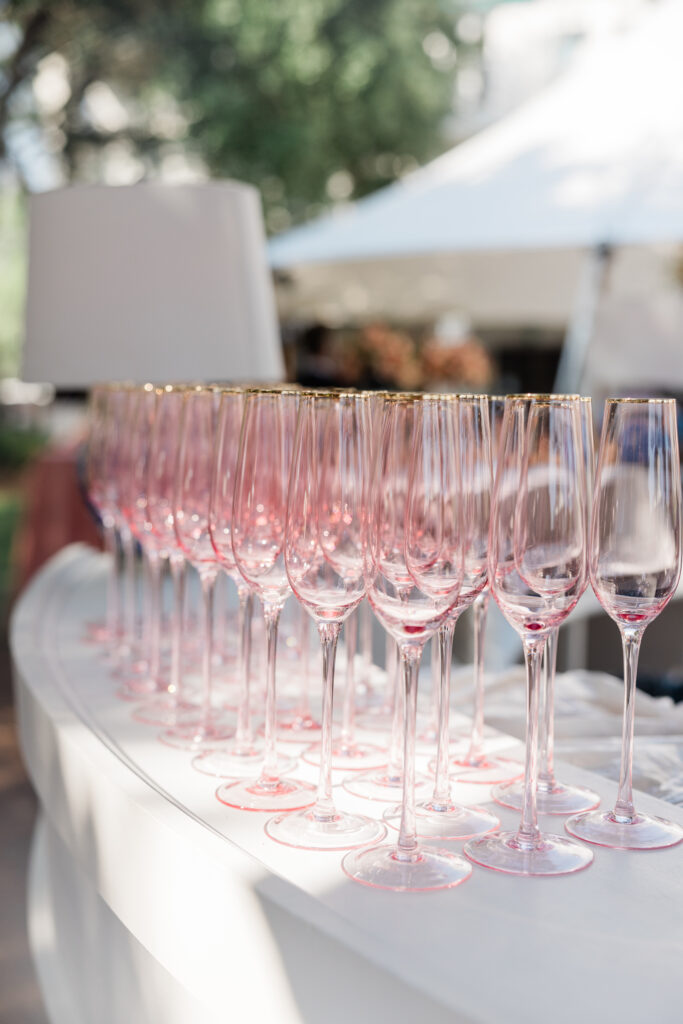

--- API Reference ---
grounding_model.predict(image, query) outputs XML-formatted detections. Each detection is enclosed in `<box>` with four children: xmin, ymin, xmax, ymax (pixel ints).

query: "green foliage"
<box><xmin>0</xmin><ymin>421</ymin><xmax>47</xmax><ymax>468</ymax></box>
<box><xmin>1</xmin><ymin>0</ymin><xmax>466</xmax><ymax>229</ymax></box>
<box><xmin>0</xmin><ymin>0</ymin><xmax>468</xmax><ymax>371</ymax></box>
<box><xmin>0</xmin><ymin>490</ymin><xmax>21</xmax><ymax>602</ymax></box>
<box><xmin>0</xmin><ymin>187</ymin><xmax>26</xmax><ymax>377</ymax></box>
<box><xmin>168</xmin><ymin>0</ymin><xmax>463</xmax><ymax>228</ymax></box>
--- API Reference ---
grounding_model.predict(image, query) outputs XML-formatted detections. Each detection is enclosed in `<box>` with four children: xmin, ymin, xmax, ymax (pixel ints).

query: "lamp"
<box><xmin>22</xmin><ymin>181</ymin><xmax>284</xmax><ymax>386</ymax></box>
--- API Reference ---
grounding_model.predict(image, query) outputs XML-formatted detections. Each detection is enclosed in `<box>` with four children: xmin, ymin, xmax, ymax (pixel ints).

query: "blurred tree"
<box><xmin>0</xmin><ymin>0</ymin><xmax>468</xmax><ymax>229</ymax></box>
<box><xmin>0</xmin><ymin>184</ymin><xmax>26</xmax><ymax>376</ymax></box>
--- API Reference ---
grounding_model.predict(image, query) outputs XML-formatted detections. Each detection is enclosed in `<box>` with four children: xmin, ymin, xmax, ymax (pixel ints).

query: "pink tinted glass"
<box><xmin>173</xmin><ymin>387</ymin><xmax>221</xmax><ymax>573</ymax></box>
<box><xmin>231</xmin><ymin>390</ymin><xmax>299</xmax><ymax>606</ymax></box>
<box><xmin>209</xmin><ymin>388</ymin><xmax>245</xmax><ymax>577</ymax></box>
<box><xmin>147</xmin><ymin>386</ymin><xmax>185</xmax><ymax>556</ymax></box>
<box><xmin>285</xmin><ymin>393</ymin><xmax>367</xmax><ymax>620</ymax></box>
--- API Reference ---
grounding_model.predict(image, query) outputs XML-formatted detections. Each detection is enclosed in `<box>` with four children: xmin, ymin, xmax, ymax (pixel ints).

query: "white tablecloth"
<box><xmin>12</xmin><ymin>545</ymin><xmax>683</xmax><ymax>1024</ymax></box>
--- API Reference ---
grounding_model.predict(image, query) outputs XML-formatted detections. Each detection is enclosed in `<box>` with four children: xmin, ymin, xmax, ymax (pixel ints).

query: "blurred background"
<box><xmin>1</xmin><ymin>0</ymin><xmax>681</xmax><ymax>612</ymax></box>
<box><xmin>1</xmin><ymin>0</ymin><xmax>682</xmax><ymax>656</ymax></box>
<box><xmin>1</xmin><ymin>3</ymin><xmax>683</xmax><ymax>1017</ymax></box>
<box><xmin>1</xmin><ymin>0</ymin><xmax>682</xmax><ymax>664</ymax></box>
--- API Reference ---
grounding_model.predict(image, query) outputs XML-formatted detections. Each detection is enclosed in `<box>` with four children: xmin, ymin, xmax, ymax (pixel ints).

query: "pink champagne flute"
<box><xmin>134</xmin><ymin>385</ymin><xmax>200</xmax><ymax>728</ymax></box>
<box><xmin>452</xmin><ymin>395</ymin><xmax>523</xmax><ymax>783</ymax></box>
<box><xmin>465</xmin><ymin>396</ymin><xmax>594</xmax><ymax>876</ymax></box>
<box><xmin>216</xmin><ymin>388</ymin><xmax>315</xmax><ymax>812</ymax></box>
<box><xmin>301</xmin><ymin>598</ymin><xmax>386</xmax><ymax>772</ymax></box>
<box><xmin>195</xmin><ymin>387</ymin><xmax>294</xmax><ymax>778</ymax></box>
<box><xmin>494</xmin><ymin>396</ymin><xmax>599</xmax><ymax>812</ymax></box>
<box><xmin>566</xmin><ymin>397</ymin><xmax>683</xmax><ymax>849</ymax></box>
<box><xmin>84</xmin><ymin>384</ymin><xmax>122</xmax><ymax>646</ymax></box>
<box><xmin>120</xmin><ymin>384</ymin><xmax>170</xmax><ymax>702</ymax></box>
<box><xmin>83</xmin><ymin>385</ymin><xmax>114</xmax><ymax>641</ymax></box>
<box><xmin>387</xmin><ymin>395</ymin><xmax>500</xmax><ymax>840</ymax></box>
<box><xmin>343</xmin><ymin>393</ymin><xmax>429</xmax><ymax>800</ymax></box>
<box><xmin>266</xmin><ymin>392</ymin><xmax>385</xmax><ymax>849</ymax></box>
<box><xmin>342</xmin><ymin>394</ymin><xmax>472</xmax><ymax>891</ymax></box>
<box><xmin>160</xmin><ymin>386</ymin><xmax>234</xmax><ymax>751</ymax></box>
<box><xmin>111</xmin><ymin>385</ymin><xmax>156</xmax><ymax>696</ymax></box>
<box><xmin>87</xmin><ymin>384</ymin><xmax>138</xmax><ymax>666</ymax></box>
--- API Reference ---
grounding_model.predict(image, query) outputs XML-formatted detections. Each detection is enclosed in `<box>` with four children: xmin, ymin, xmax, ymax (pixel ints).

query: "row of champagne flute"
<box><xmin>89</xmin><ymin>385</ymin><xmax>511</xmax><ymax>880</ymax></box>
<box><xmin>87</xmin><ymin>384</ymin><xmax>683</xmax><ymax>888</ymax></box>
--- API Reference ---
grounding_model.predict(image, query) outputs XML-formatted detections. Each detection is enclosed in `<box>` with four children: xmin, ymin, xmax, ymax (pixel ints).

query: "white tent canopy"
<box><xmin>270</xmin><ymin>0</ymin><xmax>683</xmax><ymax>328</ymax></box>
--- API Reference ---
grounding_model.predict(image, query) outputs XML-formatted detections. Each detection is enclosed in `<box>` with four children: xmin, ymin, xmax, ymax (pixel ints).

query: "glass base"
<box><xmin>100</xmin><ymin>645</ymin><xmax>127</xmax><ymax>668</ymax></box>
<box><xmin>355</xmin><ymin>685</ymin><xmax>386</xmax><ymax>712</ymax></box>
<box><xmin>84</xmin><ymin>621</ymin><xmax>110</xmax><ymax>644</ymax></box>
<box><xmin>565</xmin><ymin>809</ymin><xmax>683</xmax><ymax>850</ymax></box>
<box><xmin>384</xmin><ymin>800</ymin><xmax>500</xmax><ymax>841</ymax></box>
<box><xmin>301</xmin><ymin>739</ymin><xmax>387</xmax><ymax>771</ymax></box>
<box><xmin>112</xmin><ymin>656</ymin><xmax>148</xmax><ymax>680</ymax></box>
<box><xmin>448</xmin><ymin>755</ymin><xmax>524</xmax><ymax>786</ymax></box>
<box><xmin>275</xmin><ymin>712</ymin><xmax>322</xmax><ymax>744</ymax></box>
<box><xmin>342</xmin><ymin>843</ymin><xmax>472</xmax><ymax>892</ymax></box>
<box><xmin>192</xmin><ymin>744</ymin><xmax>295</xmax><ymax>779</ymax></box>
<box><xmin>342</xmin><ymin>768</ymin><xmax>430</xmax><ymax>803</ymax></box>
<box><xmin>355</xmin><ymin>708</ymin><xmax>394</xmax><ymax>733</ymax></box>
<box><xmin>158</xmin><ymin>716</ymin><xmax>234</xmax><ymax>752</ymax></box>
<box><xmin>464</xmin><ymin>830</ymin><xmax>594</xmax><ymax>876</ymax></box>
<box><xmin>265</xmin><ymin>808</ymin><xmax>386</xmax><ymax>851</ymax></box>
<box><xmin>213</xmin><ymin>689</ymin><xmax>241</xmax><ymax>712</ymax></box>
<box><xmin>132</xmin><ymin>696</ymin><xmax>200</xmax><ymax>727</ymax></box>
<box><xmin>418</xmin><ymin>729</ymin><xmax>467</xmax><ymax>756</ymax></box>
<box><xmin>494</xmin><ymin>778</ymin><xmax>600</xmax><ymax>816</ymax></box>
<box><xmin>216</xmin><ymin>776</ymin><xmax>316</xmax><ymax>812</ymax></box>
<box><xmin>116</xmin><ymin>677</ymin><xmax>158</xmax><ymax>702</ymax></box>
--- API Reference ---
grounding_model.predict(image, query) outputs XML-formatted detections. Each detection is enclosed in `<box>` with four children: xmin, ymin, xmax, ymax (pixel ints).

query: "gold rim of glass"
<box><xmin>384</xmin><ymin>391</ymin><xmax>424</xmax><ymax>402</ymax></box>
<box><xmin>299</xmin><ymin>390</ymin><xmax>345</xmax><ymax>400</ymax></box>
<box><xmin>605</xmin><ymin>397</ymin><xmax>676</xmax><ymax>404</ymax></box>
<box><xmin>506</xmin><ymin>392</ymin><xmax>581</xmax><ymax>401</ymax></box>
<box><xmin>157</xmin><ymin>383</ymin><xmax>204</xmax><ymax>394</ymax></box>
<box><xmin>509</xmin><ymin>399</ymin><xmax>578</xmax><ymax>408</ymax></box>
<box><xmin>245</xmin><ymin>386</ymin><xmax>301</xmax><ymax>397</ymax></box>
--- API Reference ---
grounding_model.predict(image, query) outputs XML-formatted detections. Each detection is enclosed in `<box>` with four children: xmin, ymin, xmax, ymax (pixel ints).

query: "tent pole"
<box><xmin>553</xmin><ymin>242</ymin><xmax>613</xmax><ymax>394</ymax></box>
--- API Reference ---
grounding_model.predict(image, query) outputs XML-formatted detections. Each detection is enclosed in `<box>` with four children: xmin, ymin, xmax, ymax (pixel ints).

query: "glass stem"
<box><xmin>341</xmin><ymin>607</ymin><xmax>358</xmax><ymax>748</ymax></box>
<box><xmin>516</xmin><ymin>636</ymin><xmax>546</xmax><ymax>848</ymax></box>
<box><xmin>466</xmin><ymin>589</ymin><xmax>489</xmax><ymax>763</ymax></box>
<box><xmin>121</xmin><ymin>527</ymin><xmax>136</xmax><ymax>656</ymax></box>
<box><xmin>432</xmin><ymin>616</ymin><xmax>458</xmax><ymax>807</ymax></box>
<box><xmin>538</xmin><ymin>626</ymin><xmax>559</xmax><ymax>791</ymax></box>
<box><xmin>360</xmin><ymin>598</ymin><xmax>373</xmax><ymax>697</ymax></box>
<box><xmin>259</xmin><ymin>603</ymin><xmax>283</xmax><ymax>785</ymax></box>
<box><xmin>613</xmin><ymin>628</ymin><xmax>643</xmax><ymax>823</ymax></box>
<box><xmin>384</xmin><ymin>633</ymin><xmax>397</xmax><ymax>714</ymax></box>
<box><xmin>428</xmin><ymin>631</ymin><xmax>440</xmax><ymax>737</ymax></box>
<box><xmin>314</xmin><ymin>621</ymin><xmax>342</xmax><ymax>821</ymax></box>
<box><xmin>103</xmin><ymin>520</ymin><xmax>119</xmax><ymax>640</ymax></box>
<box><xmin>169</xmin><ymin>555</ymin><xmax>186</xmax><ymax>711</ymax></box>
<box><xmin>387</xmin><ymin>642</ymin><xmax>405</xmax><ymax>782</ymax></box>
<box><xmin>183</xmin><ymin>566</ymin><xmax>196</xmax><ymax>654</ymax></box>
<box><xmin>146</xmin><ymin>550</ymin><xmax>162</xmax><ymax>685</ymax></box>
<box><xmin>396</xmin><ymin>646</ymin><xmax>423</xmax><ymax>861</ymax></box>
<box><xmin>298</xmin><ymin>603</ymin><xmax>311</xmax><ymax>718</ymax></box>
<box><xmin>199</xmin><ymin>571</ymin><xmax>217</xmax><ymax>733</ymax></box>
<box><xmin>234</xmin><ymin>586</ymin><xmax>254</xmax><ymax>748</ymax></box>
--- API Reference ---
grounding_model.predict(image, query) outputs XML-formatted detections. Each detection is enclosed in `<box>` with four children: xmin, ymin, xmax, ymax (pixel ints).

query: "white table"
<box><xmin>12</xmin><ymin>545</ymin><xmax>683</xmax><ymax>1024</ymax></box>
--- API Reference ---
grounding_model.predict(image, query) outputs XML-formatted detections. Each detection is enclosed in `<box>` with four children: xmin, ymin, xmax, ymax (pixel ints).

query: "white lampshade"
<box><xmin>22</xmin><ymin>181</ymin><xmax>284</xmax><ymax>387</ymax></box>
